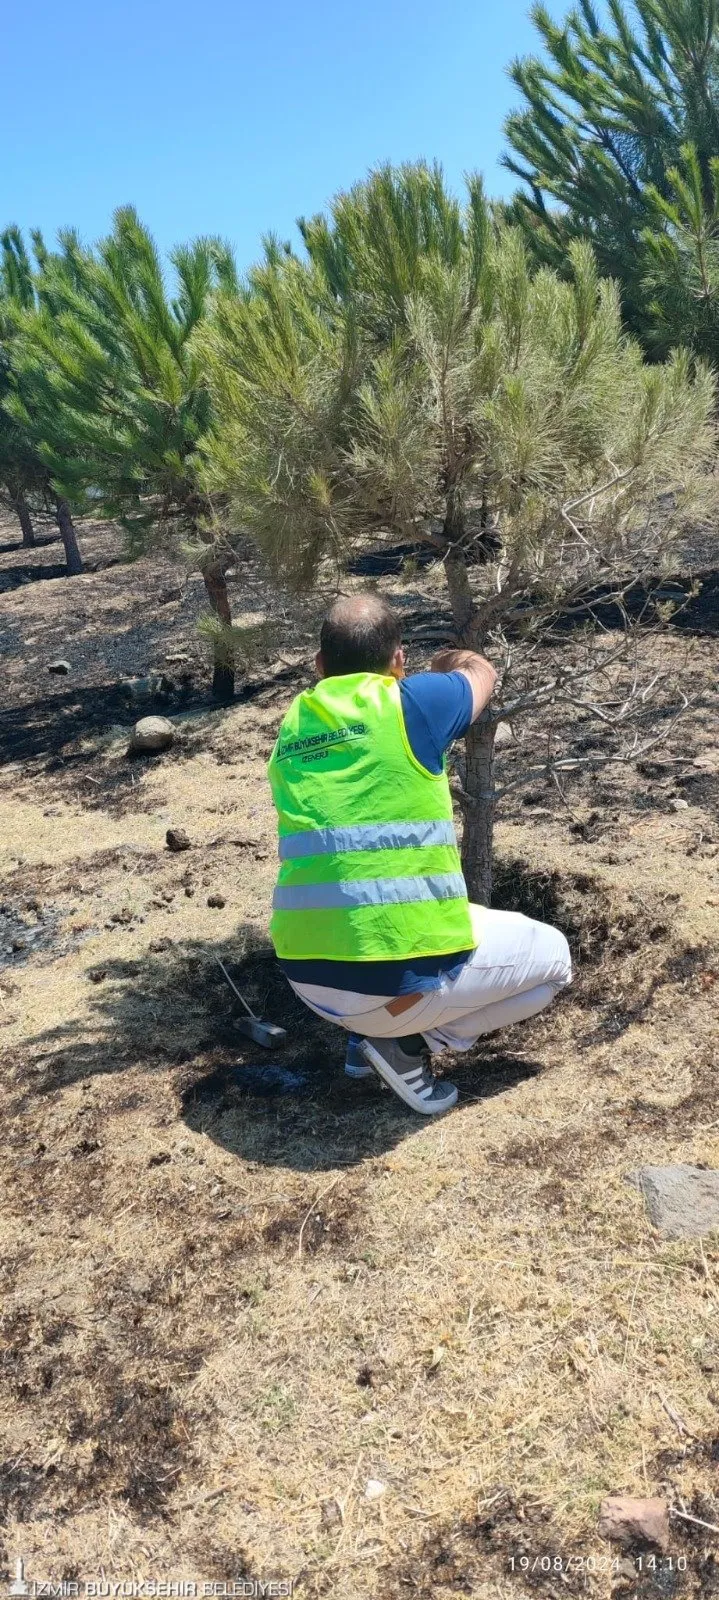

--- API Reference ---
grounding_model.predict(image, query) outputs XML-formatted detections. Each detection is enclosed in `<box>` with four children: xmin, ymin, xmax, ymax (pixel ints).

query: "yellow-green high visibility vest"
<box><xmin>267</xmin><ymin>672</ymin><xmax>473</xmax><ymax>963</ymax></box>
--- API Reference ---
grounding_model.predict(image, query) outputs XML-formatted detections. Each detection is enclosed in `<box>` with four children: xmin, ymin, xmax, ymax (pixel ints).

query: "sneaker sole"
<box><xmin>344</xmin><ymin>1061</ymin><xmax>373</xmax><ymax>1079</ymax></box>
<box><xmin>358</xmin><ymin>1040</ymin><xmax>458</xmax><ymax>1115</ymax></box>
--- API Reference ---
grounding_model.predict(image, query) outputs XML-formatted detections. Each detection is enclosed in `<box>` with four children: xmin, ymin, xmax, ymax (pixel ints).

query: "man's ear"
<box><xmin>388</xmin><ymin>644</ymin><xmax>406</xmax><ymax>679</ymax></box>
<box><xmin>315</xmin><ymin>650</ymin><xmax>325</xmax><ymax>679</ymax></box>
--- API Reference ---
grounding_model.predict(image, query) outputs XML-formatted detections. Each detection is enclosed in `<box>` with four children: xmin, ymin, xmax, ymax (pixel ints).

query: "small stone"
<box><xmin>670</xmin><ymin>797</ymin><xmax>690</xmax><ymax>812</ymax></box>
<box><xmin>494</xmin><ymin>720</ymin><xmax>515</xmax><ymax>749</ymax></box>
<box><xmin>128</xmin><ymin>716</ymin><xmax>175</xmax><ymax>755</ymax></box>
<box><xmin>207</xmin><ymin>893</ymin><xmax>226</xmax><ymax>909</ymax></box>
<box><xmin>364</xmin><ymin>1479</ymin><xmax>386</xmax><ymax>1501</ymax></box>
<box><xmin>598</xmin><ymin>1495</ymin><xmax>669</xmax><ymax>1552</ymax></box>
<box><xmin>166</xmin><ymin>828</ymin><xmax>191</xmax><ymax>852</ymax></box>
<box><xmin>627</xmin><ymin>1165</ymin><xmax>719</xmax><ymax>1238</ymax></box>
<box><xmin>47</xmin><ymin>660</ymin><xmax>71</xmax><ymax>675</ymax></box>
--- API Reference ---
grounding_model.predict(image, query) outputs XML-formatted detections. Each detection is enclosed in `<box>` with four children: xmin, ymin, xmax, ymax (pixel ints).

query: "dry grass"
<box><xmin>0</xmin><ymin>516</ymin><xmax>718</xmax><ymax>1597</ymax></box>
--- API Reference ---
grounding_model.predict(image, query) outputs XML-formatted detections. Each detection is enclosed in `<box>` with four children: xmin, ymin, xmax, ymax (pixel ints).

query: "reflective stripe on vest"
<box><xmin>278</xmin><ymin>819</ymin><xmax>457</xmax><ymax>860</ymax></box>
<box><xmin>273</xmin><ymin>871</ymin><xmax>467</xmax><ymax>911</ymax></box>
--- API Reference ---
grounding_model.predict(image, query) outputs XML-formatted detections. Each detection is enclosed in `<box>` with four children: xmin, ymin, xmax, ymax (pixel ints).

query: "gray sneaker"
<box><xmin>344</xmin><ymin>1034</ymin><xmax>373</xmax><ymax>1079</ymax></box>
<box><xmin>358</xmin><ymin>1037</ymin><xmax>458</xmax><ymax>1115</ymax></box>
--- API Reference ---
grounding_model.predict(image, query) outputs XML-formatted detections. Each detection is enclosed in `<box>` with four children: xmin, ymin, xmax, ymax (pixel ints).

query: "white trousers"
<box><xmin>288</xmin><ymin>907</ymin><xmax>572</xmax><ymax>1053</ymax></box>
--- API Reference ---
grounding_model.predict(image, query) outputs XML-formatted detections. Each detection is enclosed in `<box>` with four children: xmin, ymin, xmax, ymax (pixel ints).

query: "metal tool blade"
<box><xmin>235</xmin><ymin>1017</ymin><xmax>288</xmax><ymax>1048</ymax></box>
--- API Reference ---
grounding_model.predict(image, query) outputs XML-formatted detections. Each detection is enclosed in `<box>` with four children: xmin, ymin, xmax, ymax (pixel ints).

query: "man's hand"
<box><xmin>430</xmin><ymin>648</ymin><xmax>497</xmax><ymax>723</ymax></box>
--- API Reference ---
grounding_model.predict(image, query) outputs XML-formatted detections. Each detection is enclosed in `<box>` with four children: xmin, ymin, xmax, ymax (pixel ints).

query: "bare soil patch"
<box><xmin>0</xmin><ymin>514</ymin><xmax>718</xmax><ymax>1596</ymax></box>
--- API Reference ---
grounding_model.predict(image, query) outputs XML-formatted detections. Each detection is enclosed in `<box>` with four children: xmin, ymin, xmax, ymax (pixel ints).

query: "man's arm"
<box><xmin>430</xmin><ymin>649</ymin><xmax>497</xmax><ymax>723</ymax></box>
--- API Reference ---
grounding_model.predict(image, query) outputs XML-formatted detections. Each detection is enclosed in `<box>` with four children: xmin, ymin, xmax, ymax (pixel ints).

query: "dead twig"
<box><xmin>655</xmin><ymin>1388</ymin><xmax>691</xmax><ymax>1437</ymax></box>
<box><xmin>622</xmin><ymin>1267</ymin><xmax>644</xmax><ymax>1368</ymax></box>
<box><xmin>670</xmin><ymin>1504</ymin><xmax>719</xmax><ymax>1536</ymax></box>
<box><xmin>297</xmin><ymin>1174</ymin><xmax>342</xmax><ymax>1260</ymax></box>
<box><xmin>176</xmin><ymin>1484</ymin><xmax>232</xmax><ymax>1511</ymax></box>
<box><xmin>551</xmin><ymin>769</ymin><xmax>584</xmax><ymax>828</ymax></box>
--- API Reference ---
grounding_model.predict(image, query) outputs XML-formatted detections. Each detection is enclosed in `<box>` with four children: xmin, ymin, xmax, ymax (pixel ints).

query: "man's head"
<box><xmin>317</xmin><ymin>594</ymin><xmax>405</xmax><ymax>679</ymax></box>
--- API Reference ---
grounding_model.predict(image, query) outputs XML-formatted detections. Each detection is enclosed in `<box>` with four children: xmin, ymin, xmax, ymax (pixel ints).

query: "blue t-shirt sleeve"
<box><xmin>399</xmin><ymin>671</ymin><xmax>473</xmax><ymax>775</ymax></box>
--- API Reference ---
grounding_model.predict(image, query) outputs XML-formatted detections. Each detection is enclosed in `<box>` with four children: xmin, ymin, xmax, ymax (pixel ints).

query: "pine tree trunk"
<box><xmin>460</xmin><ymin>718</ymin><xmax>495</xmax><ymax>904</ymax></box>
<box><xmin>442</xmin><ymin>536</ymin><xmax>495</xmax><ymax>904</ymax></box>
<box><xmin>13</xmin><ymin>492</ymin><xmax>35</xmax><ymax>547</ymax></box>
<box><xmin>54</xmin><ymin>497</ymin><xmax>83</xmax><ymax>576</ymax></box>
<box><xmin>203</xmin><ymin>561</ymin><xmax>235</xmax><ymax>702</ymax></box>
<box><xmin>444</xmin><ymin>550</ymin><xmax>476</xmax><ymax>641</ymax></box>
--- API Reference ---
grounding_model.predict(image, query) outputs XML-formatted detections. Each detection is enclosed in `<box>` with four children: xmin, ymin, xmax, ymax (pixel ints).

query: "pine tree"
<box><xmin>503</xmin><ymin>0</ymin><xmax>719</xmax><ymax>340</ymax></box>
<box><xmin>641</xmin><ymin>140</ymin><xmax>719</xmax><ymax>358</ymax></box>
<box><xmin>13</xmin><ymin>210</ymin><xmax>239</xmax><ymax>696</ymax></box>
<box><xmin>0</xmin><ymin>229</ymin><xmax>56</xmax><ymax>553</ymax></box>
<box><xmin>199</xmin><ymin>164</ymin><xmax>716</xmax><ymax>901</ymax></box>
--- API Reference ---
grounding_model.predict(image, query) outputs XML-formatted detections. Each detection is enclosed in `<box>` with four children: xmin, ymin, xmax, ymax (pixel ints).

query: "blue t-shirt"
<box><xmin>279</xmin><ymin>672</ymin><xmax>474</xmax><ymax>996</ymax></box>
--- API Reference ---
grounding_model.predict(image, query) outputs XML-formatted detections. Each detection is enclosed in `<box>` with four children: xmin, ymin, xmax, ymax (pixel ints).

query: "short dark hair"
<box><xmin>319</xmin><ymin>594</ymin><xmax>402</xmax><ymax>676</ymax></box>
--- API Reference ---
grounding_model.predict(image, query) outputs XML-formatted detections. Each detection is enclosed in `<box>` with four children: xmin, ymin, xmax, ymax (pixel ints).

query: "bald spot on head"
<box><xmin>318</xmin><ymin>593</ymin><xmax>402</xmax><ymax>677</ymax></box>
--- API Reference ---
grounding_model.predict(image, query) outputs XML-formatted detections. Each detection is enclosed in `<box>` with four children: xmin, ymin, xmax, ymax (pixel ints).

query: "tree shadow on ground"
<box><xmin>0</xmin><ymin>681</ymin><xmax>213</xmax><ymax>771</ymax></box>
<box><xmin>0</xmin><ymin>531</ymin><xmax>61</xmax><ymax>557</ymax></box>
<box><xmin>0</xmin><ymin>560</ymin><xmax>69</xmax><ymax>593</ymax></box>
<box><xmin>0</xmin><ymin>682</ymin><xmax>166</xmax><ymax>768</ymax></box>
<box><xmin>0</xmin><ymin>662</ymin><xmax>304</xmax><ymax>778</ymax></box>
<box><xmin>15</xmin><ymin>925</ymin><xmax>545</xmax><ymax>1173</ymax></box>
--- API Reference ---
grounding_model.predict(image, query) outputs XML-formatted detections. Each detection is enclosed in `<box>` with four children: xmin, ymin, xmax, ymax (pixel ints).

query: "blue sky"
<box><xmin>5</xmin><ymin>0</ymin><xmax>563</xmax><ymax>272</ymax></box>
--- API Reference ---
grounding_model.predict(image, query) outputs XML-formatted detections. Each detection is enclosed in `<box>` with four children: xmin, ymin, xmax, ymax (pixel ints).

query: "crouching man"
<box><xmin>267</xmin><ymin>594</ymin><xmax>571</xmax><ymax>1115</ymax></box>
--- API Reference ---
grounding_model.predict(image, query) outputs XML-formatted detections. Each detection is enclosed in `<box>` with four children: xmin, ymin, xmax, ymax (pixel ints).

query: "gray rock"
<box><xmin>47</xmin><ymin>660</ymin><xmax>71</xmax><ymax>675</ymax></box>
<box><xmin>669</xmin><ymin>797</ymin><xmax>690</xmax><ymax>812</ymax></box>
<box><xmin>627</xmin><ymin>1165</ymin><xmax>719</xmax><ymax>1238</ymax></box>
<box><xmin>494</xmin><ymin>720</ymin><xmax>515</xmax><ymax>749</ymax></box>
<box><xmin>128</xmin><ymin>716</ymin><xmax>175</xmax><ymax>755</ymax></box>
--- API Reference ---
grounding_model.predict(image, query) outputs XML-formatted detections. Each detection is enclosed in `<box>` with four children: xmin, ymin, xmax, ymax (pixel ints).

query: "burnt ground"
<box><xmin>0</xmin><ymin>513</ymin><xmax>718</xmax><ymax>1597</ymax></box>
